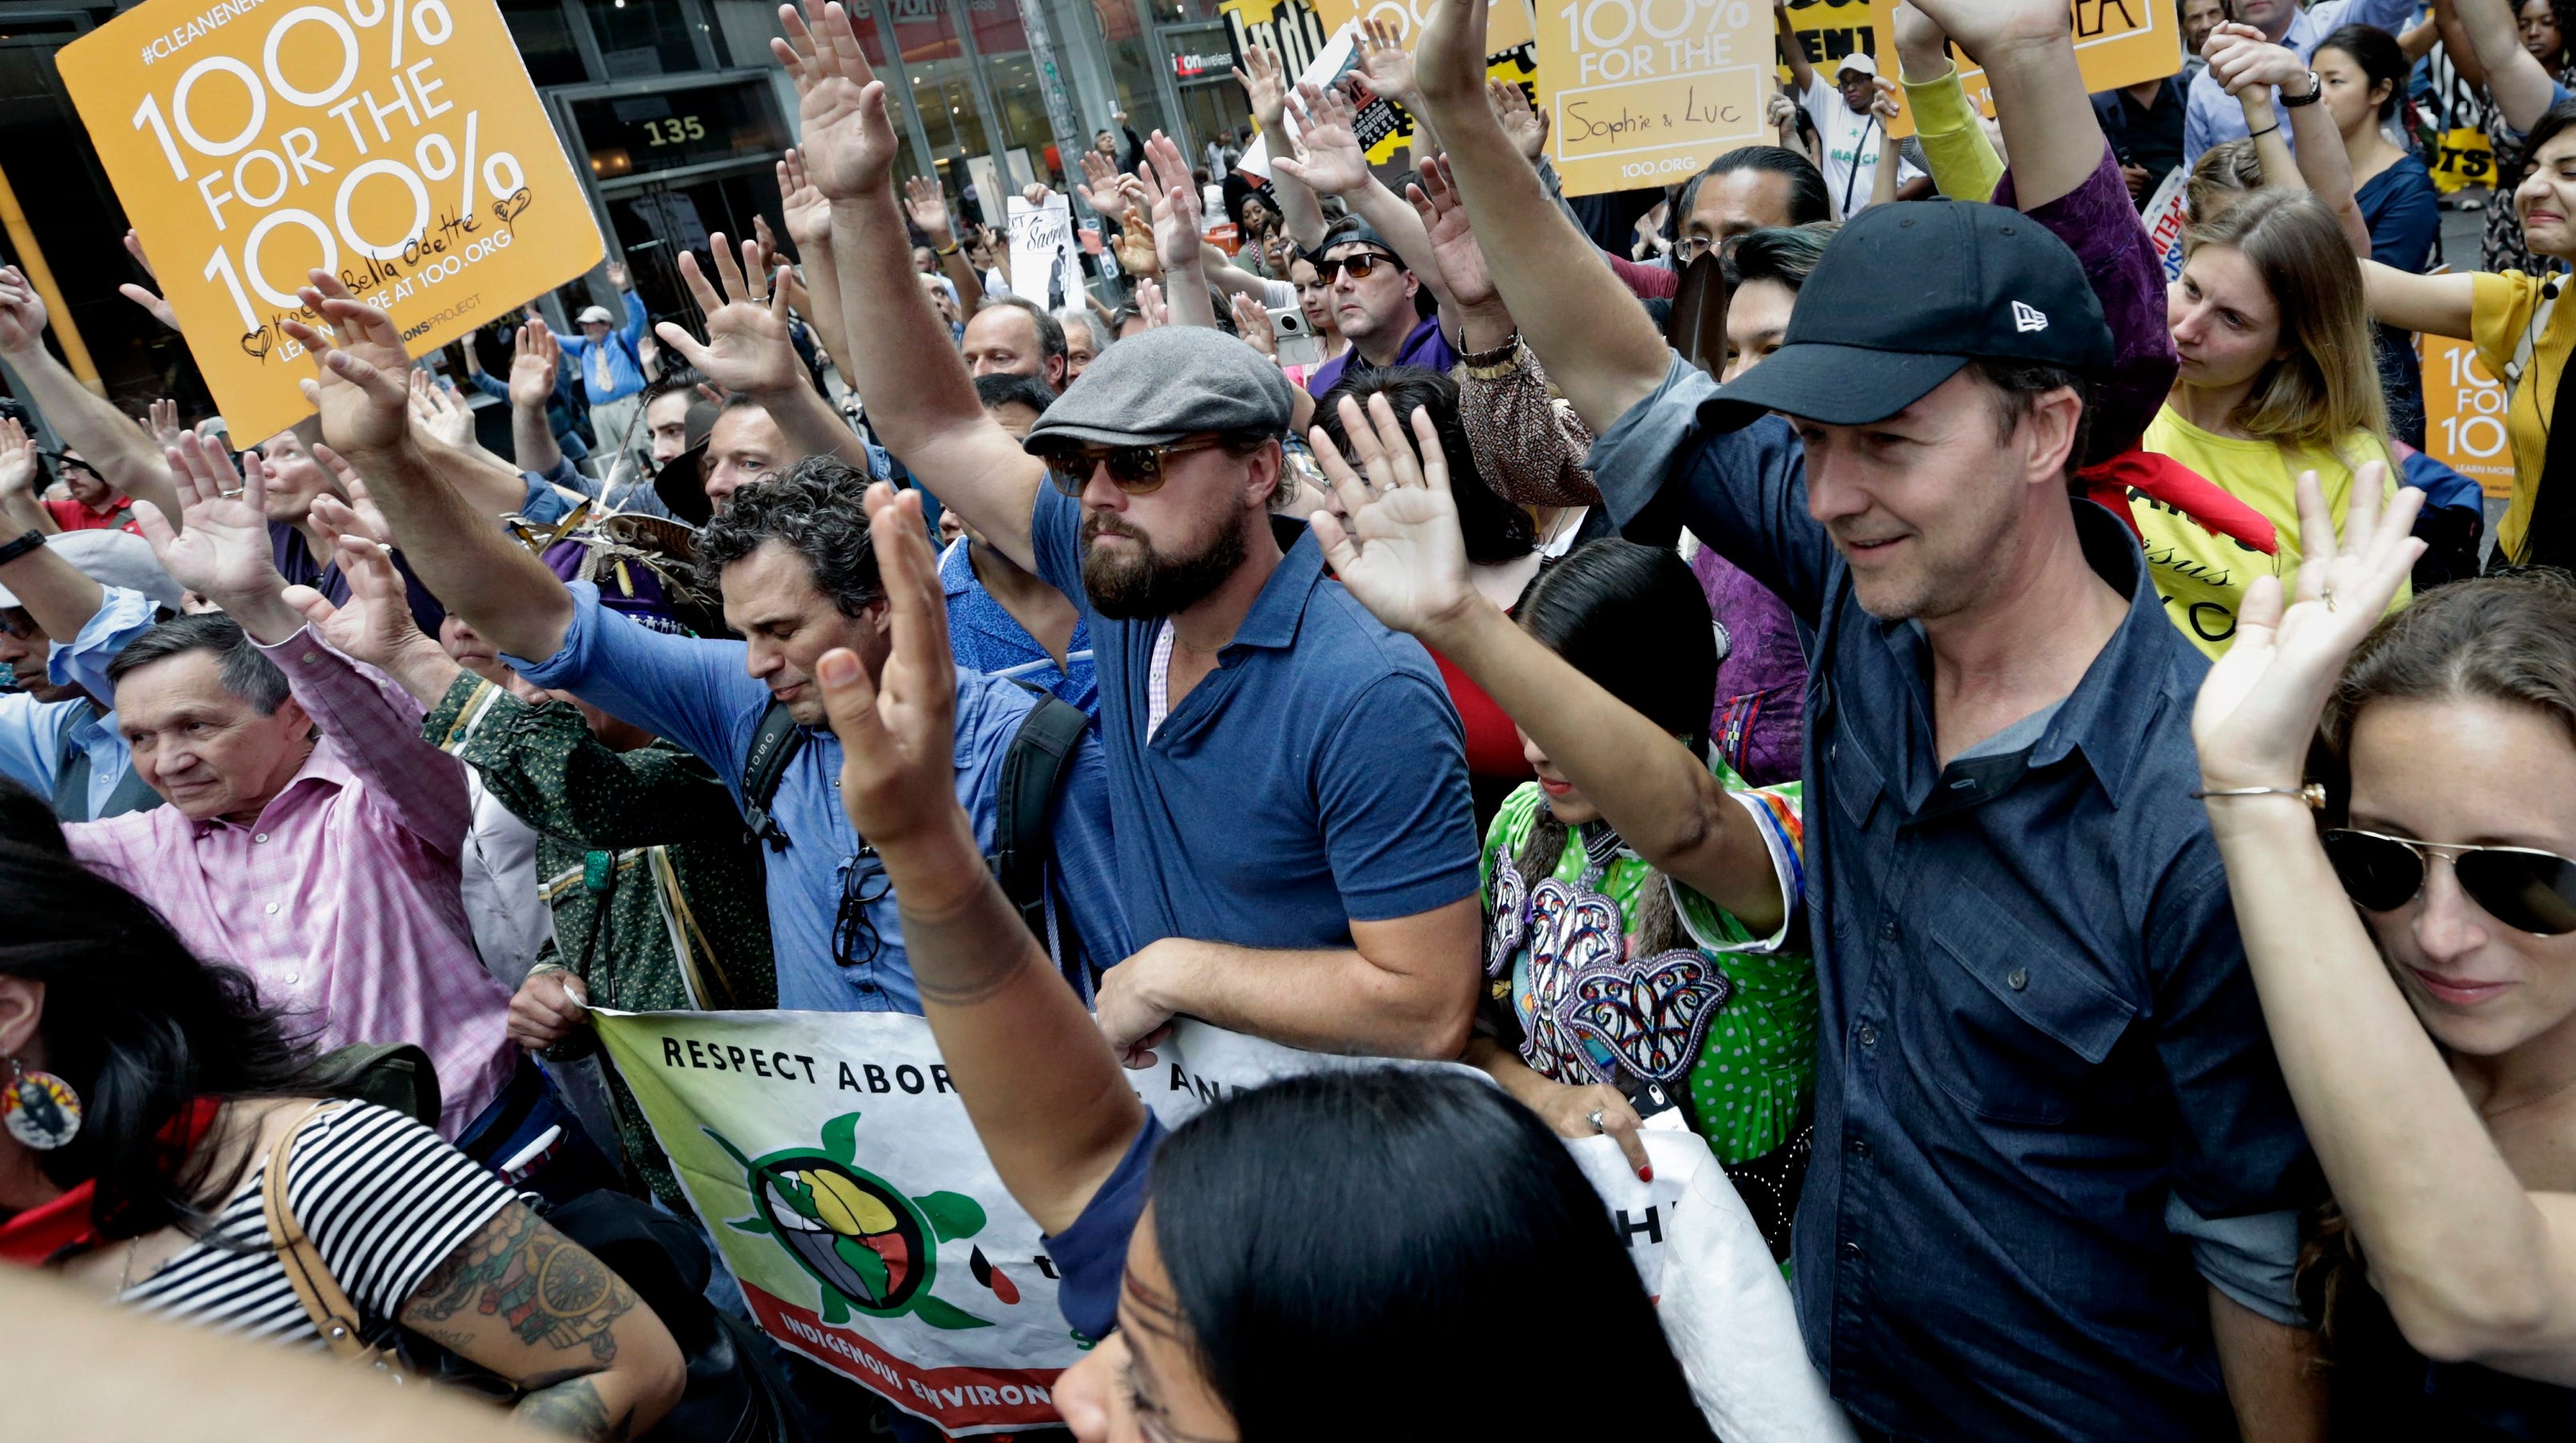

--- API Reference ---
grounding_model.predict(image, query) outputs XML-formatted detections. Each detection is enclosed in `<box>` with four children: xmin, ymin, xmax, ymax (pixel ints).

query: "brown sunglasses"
<box><xmin>1042</xmin><ymin>436</ymin><xmax>1232</xmax><ymax>497</ymax></box>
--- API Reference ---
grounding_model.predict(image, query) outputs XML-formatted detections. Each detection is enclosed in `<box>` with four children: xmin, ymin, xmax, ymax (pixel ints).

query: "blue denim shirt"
<box><xmin>1590</xmin><ymin>359</ymin><xmax>2314</xmax><ymax>1442</ymax></box>
<box><xmin>507</xmin><ymin>582</ymin><xmax>1132</xmax><ymax>1011</ymax></box>
<box><xmin>938</xmin><ymin>536</ymin><xmax>1097</xmax><ymax>716</ymax></box>
<box><xmin>0</xmin><ymin>585</ymin><xmax>158</xmax><ymax>820</ymax></box>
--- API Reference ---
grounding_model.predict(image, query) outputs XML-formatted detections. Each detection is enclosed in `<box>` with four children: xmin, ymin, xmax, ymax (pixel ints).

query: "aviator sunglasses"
<box><xmin>2321</xmin><ymin>829</ymin><xmax>2576</xmax><ymax>936</ymax></box>
<box><xmin>1042</xmin><ymin>436</ymin><xmax>1231</xmax><ymax>497</ymax></box>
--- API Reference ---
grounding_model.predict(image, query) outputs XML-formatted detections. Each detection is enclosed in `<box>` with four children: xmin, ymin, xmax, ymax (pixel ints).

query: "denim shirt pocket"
<box><xmin>1920</xmin><ymin>910</ymin><xmax>2137</xmax><ymax>1127</ymax></box>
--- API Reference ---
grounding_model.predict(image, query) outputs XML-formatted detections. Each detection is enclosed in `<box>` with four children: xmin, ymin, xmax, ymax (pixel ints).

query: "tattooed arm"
<box><xmin>396</xmin><ymin>1203</ymin><xmax>686</xmax><ymax>1440</ymax></box>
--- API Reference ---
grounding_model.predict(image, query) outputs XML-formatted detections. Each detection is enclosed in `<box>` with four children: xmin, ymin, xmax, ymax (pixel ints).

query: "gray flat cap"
<box><xmin>0</xmin><ymin>531</ymin><xmax>184</xmax><ymax>614</ymax></box>
<box><xmin>1023</xmin><ymin>326</ymin><xmax>1292</xmax><ymax>453</ymax></box>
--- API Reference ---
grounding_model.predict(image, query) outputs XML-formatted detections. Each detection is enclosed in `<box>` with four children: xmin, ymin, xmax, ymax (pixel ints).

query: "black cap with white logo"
<box><xmin>1701</xmin><ymin>200</ymin><xmax>2114</xmax><ymax>432</ymax></box>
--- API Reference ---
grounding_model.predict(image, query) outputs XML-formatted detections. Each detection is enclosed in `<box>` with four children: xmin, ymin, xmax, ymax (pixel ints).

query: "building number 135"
<box><xmin>643</xmin><ymin>116</ymin><xmax>706</xmax><ymax>145</ymax></box>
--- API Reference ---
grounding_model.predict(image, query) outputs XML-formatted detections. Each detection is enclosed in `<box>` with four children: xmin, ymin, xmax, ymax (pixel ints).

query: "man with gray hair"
<box><xmin>0</xmin><ymin>528</ymin><xmax>185</xmax><ymax>820</ymax></box>
<box><xmin>1054</xmin><ymin>307</ymin><xmax>1108</xmax><ymax>381</ymax></box>
<box><xmin>960</xmin><ymin>295</ymin><xmax>1069</xmax><ymax>390</ymax></box>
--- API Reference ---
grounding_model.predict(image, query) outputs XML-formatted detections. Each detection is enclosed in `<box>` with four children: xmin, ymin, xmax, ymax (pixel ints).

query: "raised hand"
<box><xmin>903</xmin><ymin>174</ymin><xmax>955</xmax><ymax>244</ymax></box>
<box><xmin>2203</xmin><ymin>23</ymin><xmax>2310</xmax><ymax>96</ymax></box>
<box><xmin>1141</xmin><ymin>131</ymin><xmax>1204</xmax><ymax>275</ymax></box>
<box><xmin>1074</xmin><ymin>148</ymin><xmax>1120</xmax><ymax>214</ymax></box>
<box><xmin>2191</xmin><ymin>467</ymin><xmax>2426</xmax><ymax>792</ymax></box>
<box><xmin>281</xmin><ymin>531</ymin><xmax>430</xmax><ymax>670</ymax></box>
<box><xmin>777</xmin><ymin>147</ymin><xmax>834</xmax><ymax>254</ymax></box>
<box><xmin>308</xmin><ymin>444</ymin><xmax>395</xmax><ymax>544</ymax></box>
<box><xmin>146</xmin><ymin>398</ymin><xmax>185</xmax><ymax>453</ymax></box>
<box><xmin>1234</xmin><ymin>42</ymin><xmax>1290</xmax><ymax>134</ymax></box>
<box><xmin>1408</xmin><ymin>153</ymin><xmax>1496</xmax><ymax>311</ymax></box>
<box><xmin>1230</xmin><ymin>291</ymin><xmax>1277</xmax><ymax>356</ymax></box>
<box><xmin>120</xmin><ymin>231</ymin><xmax>180</xmax><ymax>331</ymax></box>
<box><xmin>1902</xmin><ymin>0</ymin><xmax>2068</xmax><ymax>62</ymax></box>
<box><xmin>134</xmin><ymin>434</ymin><xmax>283</xmax><ymax>606</ymax></box>
<box><xmin>1871</xmin><ymin>74</ymin><xmax>1902</xmax><ymax>121</ymax></box>
<box><xmin>1274</xmin><ymin>82</ymin><xmax>1372</xmax><ymax>197</ymax></box>
<box><xmin>817</xmin><ymin>482</ymin><xmax>967</xmax><ymax>857</ymax></box>
<box><xmin>1353</xmin><ymin>18</ymin><xmax>1423</xmax><ymax>112</ymax></box>
<box><xmin>1132</xmin><ymin>277</ymin><xmax>1169</xmax><ymax>329</ymax></box>
<box><xmin>510</xmin><ymin>322</ymin><xmax>562</xmax><ymax>413</ymax></box>
<box><xmin>773</xmin><ymin>0</ymin><xmax>899</xmax><ymax>200</ymax></box>
<box><xmin>1412</xmin><ymin>0</ymin><xmax>1494</xmax><ymax>112</ymax></box>
<box><xmin>607</xmin><ymin>260</ymin><xmax>632</xmax><ymax>291</ymax></box>
<box><xmin>0</xmin><ymin>417</ymin><xmax>37</xmax><ymax>500</ymax></box>
<box><xmin>409</xmin><ymin>370</ymin><xmax>475</xmax><ymax>450</ymax></box>
<box><xmin>1305</xmin><ymin>393</ymin><xmax>1477</xmax><ymax>639</ymax></box>
<box><xmin>280</xmin><ymin>271</ymin><xmax>416</xmax><ymax>457</ymax></box>
<box><xmin>1487</xmin><ymin>77</ymin><xmax>1548</xmax><ymax>162</ymax></box>
<box><xmin>0</xmin><ymin>267</ymin><xmax>49</xmax><ymax>358</ymax></box>
<box><xmin>654</xmin><ymin>234</ymin><xmax>803</xmax><ymax>397</ymax></box>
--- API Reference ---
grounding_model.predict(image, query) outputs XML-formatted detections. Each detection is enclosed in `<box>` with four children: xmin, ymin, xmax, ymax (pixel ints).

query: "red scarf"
<box><xmin>0</xmin><ymin>1097</ymin><xmax>224</xmax><ymax>1267</ymax></box>
<box><xmin>2077</xmin><ymin>447</ymin><xmax>2279</xmax><ymax>556</ymax></box>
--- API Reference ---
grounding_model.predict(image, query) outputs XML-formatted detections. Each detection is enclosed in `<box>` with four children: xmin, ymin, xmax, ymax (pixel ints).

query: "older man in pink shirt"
<box><xmin>65</xmin><ymin>439</ymin><xmax>513</xmax><ymax>1140</ymax></box>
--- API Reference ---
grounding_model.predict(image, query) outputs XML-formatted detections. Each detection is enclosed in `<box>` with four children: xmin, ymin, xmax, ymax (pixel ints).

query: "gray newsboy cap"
<box><xmin>1022</xmin><ymin>325</ymin><xmax>1292</xmax><ymax>453</ymax></box>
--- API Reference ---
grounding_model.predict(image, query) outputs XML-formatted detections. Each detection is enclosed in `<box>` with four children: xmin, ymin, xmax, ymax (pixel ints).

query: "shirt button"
<box><xmin>284</xmin><ymin>971</ymin><xmax>300</xmax><ymax>984</ymax></box>
<box><xmin>1878</xmin><ymin>921</ymin><xmax>1898</xmax><ymax>942</ymax></box>
<box><xmin>1857</xmin><ymin>1022</ymin><xmax>1878</xmax><ymax>1048</ymax></box>
<box><xmin>301</xmin><ymin>652</ymin><xmax>318</xmax><ymax>664</ymax></box>
<box><xmin>1847</xmin><ymin>1136</ymin><xmax>1871</xmax><ymax>1159</ymax></box>
<box><xmin>1841</xmin><ymin>1241</ymin><xmax>1863</xmax><ymax>1261</ymax></box>
<box><xmin>2007</xmin><ymin>968</ymin><xmax>2029</xmax><ymax>991</ymax></box>
<box><xmin>254</xmin><ymin>833</ymin><xmax>268</xmax><ymax>843</ymax></box>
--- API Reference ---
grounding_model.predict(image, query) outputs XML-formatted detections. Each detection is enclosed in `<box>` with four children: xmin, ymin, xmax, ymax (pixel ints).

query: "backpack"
<box><xmin>739</xmin><ymin>689</ymin><xmax>1092</xmax><ymax>980</ymax></box>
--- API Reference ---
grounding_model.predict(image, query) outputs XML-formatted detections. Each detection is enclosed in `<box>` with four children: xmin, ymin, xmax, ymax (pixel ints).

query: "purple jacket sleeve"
<box><xmin>1992</xmin><ymin>144</ymin><xmax>2177</xmax><ymax>463</ymax></box>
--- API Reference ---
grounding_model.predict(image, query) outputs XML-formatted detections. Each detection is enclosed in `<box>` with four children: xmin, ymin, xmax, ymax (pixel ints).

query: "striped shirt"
<box><xmin>69</xmin><ymin>627</ymin><xmax>518</xmax><ymax>1139</ymax></box>
<box><xmin>122</xmin><ymin>1102</ymin><xmax>515</xmax><ymax>1347</ymax></box>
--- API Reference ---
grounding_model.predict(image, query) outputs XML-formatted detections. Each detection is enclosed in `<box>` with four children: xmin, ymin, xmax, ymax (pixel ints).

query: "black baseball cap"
<box><xmin>1701</xmin><ymin>201</ymin><xmax>2113</xmax><ymax>433</ymax></box>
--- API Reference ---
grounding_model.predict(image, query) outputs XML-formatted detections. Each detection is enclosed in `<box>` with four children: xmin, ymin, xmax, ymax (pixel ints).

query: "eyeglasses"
<box><xmin>831</xmin><ymin>848</ymin><xmax>894</xmax><ymax>969</ymax></box>
<box><xmin>1042</xmin><ymin>436</ymin><xmax>1232</xmax><ymax>497</ymax></box>
<box><xmin>1316</xmin><ymin>251</ymin><xmax>1396</xmax><ymax>285</ymax></box>
<box><xmin>2322</xmin><ymin>828</ymin><xmax>2576</xmax><ymax>936</ymax></box>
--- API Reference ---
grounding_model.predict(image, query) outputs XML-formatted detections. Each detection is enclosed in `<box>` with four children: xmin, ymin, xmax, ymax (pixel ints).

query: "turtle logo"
<box><xmin>707</xmin><ymin>1112</ymin><xmax>1014</xmax><ymax>1330</ymax></box>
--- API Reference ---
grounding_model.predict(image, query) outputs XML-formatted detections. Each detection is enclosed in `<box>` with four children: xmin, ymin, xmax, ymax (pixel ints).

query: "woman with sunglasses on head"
<box><xmin>2193</xmin><ymin>475</ymin><xmax>2576</xmax><ymax>1436</ymax></box>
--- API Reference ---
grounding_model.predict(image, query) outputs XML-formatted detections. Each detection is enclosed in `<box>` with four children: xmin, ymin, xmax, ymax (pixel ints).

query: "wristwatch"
<box><xmin>0</xmin><ymin>529</ymin><xmax>44</xmax><ymax>567</ymax></box>
<box><xmin>2279</xmin><ymin>71</ymin><xmax>2323</xmax><ymax>106</ymax></box>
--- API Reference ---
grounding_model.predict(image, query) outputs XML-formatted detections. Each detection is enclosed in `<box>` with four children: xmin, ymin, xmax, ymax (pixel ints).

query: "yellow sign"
<box><xmin>56</xmin><ymin>0</ymin><xmax>602</xmax><ymax>445</ymax></box>
<box><xmin>1777</xmin><ymin>1</ymin><xmax>2178</xmax><ymax>142</ymax></box>
<box><xmin>1537</xmin><ymin>0</ymin><xmax>1771</xmax><ymax>197</ymax></box>
<box><xmin>1304</xmin><ymin>0</ymin><xmax>1539</xmax><ymax>165</ymax></box>
<box><xmin>2422</xmin><ymin>333</ymin><xmax>2518</xmax><ymax>499</ymax></box>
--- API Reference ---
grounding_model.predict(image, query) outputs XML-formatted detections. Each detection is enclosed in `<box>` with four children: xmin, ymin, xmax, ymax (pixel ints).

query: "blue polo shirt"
<box><xmin>939</xmin><ymin>536</ymin><xmax>1098</xmax><ymax>716</ymax></box>
<box><xmin>1028</xmin><ymin>487</ymin><xmax>1476</xmax><ymax>951</ymax></box>
<box><xmin>507</xmin><ymin>581</ymin><xmax>1133</xmax><ymax>1010</ymax></box>
<box><xmin>1589</xmin><ymin>357</ymin><xmax>2314</xmax><ymax>1442</ymax></box>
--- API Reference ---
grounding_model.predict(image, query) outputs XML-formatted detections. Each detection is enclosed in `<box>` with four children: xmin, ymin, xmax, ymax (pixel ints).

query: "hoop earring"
<box><xmin>3</xmin><ymin>1057</ymin><xmax>82</xmax><ymax>1150</ymax></box>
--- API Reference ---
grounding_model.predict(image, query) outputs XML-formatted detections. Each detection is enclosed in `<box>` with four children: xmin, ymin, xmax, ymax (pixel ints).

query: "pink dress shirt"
<box><xmin>70</xmin><ymin>627</ymin><xmax>515</xmax><ymax>1139</ymax></box>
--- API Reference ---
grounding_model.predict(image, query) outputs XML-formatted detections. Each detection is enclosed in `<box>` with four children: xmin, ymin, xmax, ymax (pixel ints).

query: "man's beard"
<box><xmin>1080</xmin><ymin>509</ymin><xmax>1247</xmax><ymax>619</ymax></box>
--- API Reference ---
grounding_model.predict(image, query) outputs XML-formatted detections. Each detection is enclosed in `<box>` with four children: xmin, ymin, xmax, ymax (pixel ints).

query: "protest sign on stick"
<box><xmin>1537</xmin><ymin>0</ymin><xmax>1772</xmax><ymax>197</ymax></box>
<box><xmin>56</xmin><ymin>0</ymin><xmax>602</xmax><ymax>444</ymax></box>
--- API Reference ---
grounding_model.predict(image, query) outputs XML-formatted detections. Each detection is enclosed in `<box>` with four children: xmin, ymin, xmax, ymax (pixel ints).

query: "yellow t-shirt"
<box><xmin>2469</xmin><ymin>269</ymin><xmax>2576</xmax><ymax>564</ymax></box>
<box><xmin>2137</xmin><ymin>408</ymin><xmax>2408</xmax><ymax>657</ymax></box>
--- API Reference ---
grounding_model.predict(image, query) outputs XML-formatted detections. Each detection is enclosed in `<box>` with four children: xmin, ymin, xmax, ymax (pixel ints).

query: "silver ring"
<box><xmin>218</xmin><ymin>487</ymin><xmax>244</xmax><ymax>498</ymax></box>
<box><xmin>1587</xmin><ymin>1108</ymin><xmax>1606</xmax><ymax>1132</ymax></box>
<box><xmin>2322</xmin><ymin>587</ymin><xmax>2339</xmax><ymax>612</ymax></box>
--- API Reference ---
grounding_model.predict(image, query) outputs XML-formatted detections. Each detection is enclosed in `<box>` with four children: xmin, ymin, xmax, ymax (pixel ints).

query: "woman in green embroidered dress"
<box><xmin>1308</xmin><ymin>393</ymin><xmax>1818</xmax><ymax>1258</ymax></box>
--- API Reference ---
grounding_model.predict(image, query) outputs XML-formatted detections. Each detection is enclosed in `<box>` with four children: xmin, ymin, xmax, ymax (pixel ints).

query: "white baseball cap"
<box><xmin>1837</xmin><ymin>52</ymin><xmax>1880</xmax><ymax>80</ymax></box>
<box><xmin>0</xmin><ymin>531</ymin><xmax>185</xmax><ymax>615</ymax></box>
<box><xmin>576</xmin><ymin>305</ymin><xmax>616</xmax><ymax>325</ymax></box>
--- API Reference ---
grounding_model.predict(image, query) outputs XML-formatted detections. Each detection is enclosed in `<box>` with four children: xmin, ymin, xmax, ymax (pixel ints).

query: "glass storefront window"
<box><xmin>499</xmin><ymin>0</ymin><xmax>592</xmax><ymax>86</ymax></box>
<box><xmin>583</xmin><ymin>0</ymin><xmax>703</xmax><ymax>78</ymax></box>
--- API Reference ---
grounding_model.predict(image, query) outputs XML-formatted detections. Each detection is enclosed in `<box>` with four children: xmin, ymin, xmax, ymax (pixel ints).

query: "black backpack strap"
<box><xmin>740</xmin><ymin>701</ymin><xmax>808</xmax><ymax>852</ymax></box>
<box><xmin>989</xmin><ymin>695</ymin><xmax>1089</xmax><ymax>943</ymax></box>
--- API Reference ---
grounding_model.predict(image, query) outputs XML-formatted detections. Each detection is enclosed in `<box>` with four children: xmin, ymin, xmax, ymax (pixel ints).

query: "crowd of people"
<box><xmin>6</xmin><ymin>0</ymin><xmax>2576</xmax><ymax>1438</ymax></box>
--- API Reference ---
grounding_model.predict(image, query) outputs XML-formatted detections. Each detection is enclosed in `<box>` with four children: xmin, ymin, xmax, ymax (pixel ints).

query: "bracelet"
<box><xmin>2245</xmin><ymin>122</ymin><xmax>2281</xmax><ymax>139</ymax></box>
<box><xmin>933</xmin><ymin>240</ymin><xmax>963</xmax><ymax>257</ymax></box>
<box><xmin>2190</xmin><ymin>783</ymin><xmax>2326</xmax><ymax>808</ymax></box>
<box><xmin>0</xmin><ymin>529</ymin><xmax>43</xmax><ymax>567</ymax></box>
<box><xmin>1459</xmin><ymin>332</ymin><xmax>1522</xmax><ymax>373</ymax></box>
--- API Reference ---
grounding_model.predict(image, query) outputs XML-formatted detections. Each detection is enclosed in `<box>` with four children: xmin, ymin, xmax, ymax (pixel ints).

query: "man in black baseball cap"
<box><xmin>1401</xmin><ymin>0</ymin><xmax>2322</xmax><ymax>1435</ymax></box>
<box><xmin>807</xmin><ymin>37</ymin><xmax>1482</xmax><ymax>1076</ymax></box>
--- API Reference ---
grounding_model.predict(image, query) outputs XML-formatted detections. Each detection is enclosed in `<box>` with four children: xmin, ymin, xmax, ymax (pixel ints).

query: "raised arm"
<box><xmin>1912</xmin><ymin>0</ymin><xmax>2098</xmax><ymax>210</ymax></box>
<box><xmin>779</xmin><ymin>148</ymin><xmax>859</xmax><ymax>381</ymax></box>
<box><xmin>783</xmin><ymin>1</ymin><xmax>1046</xmax><ymax>569</ymax></box>
<box><xmin>1310</xmin><ymin>393</ymin><xmax>1785</xmax><ymax>928</ymax></box>
<box><xmin>1139</xmin><ymin>131</ymin><xmax>1220</xmax><ymax>330</ymax></box>
<box><xmin>819</xmin><ymin>479</ymin><xmax>1144</xmax><ymax>1234</ymax></box>
<box><xmin>0</xmin><ymin>532</ymin><xmax>103</xmax><ymax>647</ymax></box>
<box><xmin>1274</xmin><ymin>81</ymin><xmax>1456</xmax><ymax>317</ymax></box>
<box><xmin>2207</xmin><ymin>25</ymin><xmax>2375</xmax><ymax>255</ymax></box>
<box><xmin>2454</xmin><ymin>0</ymin><xmax>2564</xmax><ymax>132</ymax></box>
<box><xmin>1773</xmin><ymin>1</ymin><xmax>1820</xmax><ymax>97</ymax></box>
<box><xmin>1405</xmin><ymin>0</ymin><xmax>1672</xmax><ymax>432</ymax></box>
<box><xmin>904</xmin><ymin>177</ymin><xmax>992</xmax><ymax>319</ymax></box>
<box><xmin>0</xmin><ymin>268</ymin><xmax>182</xmax><ymax>535</ymax></box>
<box><xmin>507</xmin><ymin>323</ymin><xmax>566</xmax><ymax>475</ymax></box>
<box><xmin>2192</xmin><ymin>479</ymin><xmax>2576</xmax><ymax>1384</ymax></box>
<box><xmin>652</xmin><ymin>236</ymin><xmax>869</xmax><ymax>469</ymax></box>
<box><xmin>277</xmin><ymin>275</ymin><xmax>579</xmax><ymax>664</ymax></box>
<box><xmin>1236</xmin><ymin>44</ymin><xmax>1325</xmax><ymax>248</ymax></box>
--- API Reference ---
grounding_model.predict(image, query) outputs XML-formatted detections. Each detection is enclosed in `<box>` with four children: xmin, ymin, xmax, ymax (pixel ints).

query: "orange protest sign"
<box><xmin>2422</xmin><ymin>333</ymin><xmax>2518</xmax><ymax>500</ymax></box>
<box><xmin>55</xmin><ymin>0</ymin><xmax>601</xmax><ymax>445</ymax></box>
<box><xmin>1777</xmin><ymin>1</ymin><xmax>2180</xmax><ymax>141</ymax></box>
<box><xmin>1536</xmin><ymin>0</ymin><xmax>1771</xmax><ymax>197</ymax></box>
<box><xmin>1310</xmin><ymin>0</ymin><xmax>1537</xmax><ymax>59</ymax></box>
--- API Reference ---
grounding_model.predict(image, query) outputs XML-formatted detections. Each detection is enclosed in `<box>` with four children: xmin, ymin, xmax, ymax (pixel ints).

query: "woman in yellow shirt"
<box><xmin>2149</xmin><ymin>186</ymin><xmax>2406</xmax><ymax>655</ymax></box>
<box><xmin>2366</xmin><ymin>102</ymin><xmax>2576</xmax><ymax>574</ymax></box>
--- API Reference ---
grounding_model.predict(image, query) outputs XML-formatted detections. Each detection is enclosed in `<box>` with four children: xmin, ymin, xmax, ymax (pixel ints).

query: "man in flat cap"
<box><xmin>808</xmin><ymin>46</ymin><xmax>1479</xmax><ymax>1065</ymax></box>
